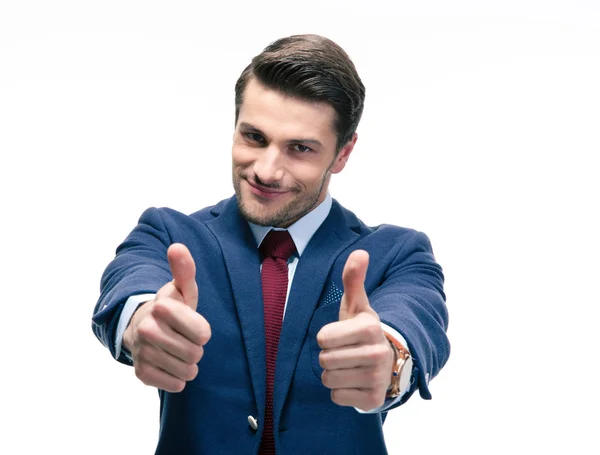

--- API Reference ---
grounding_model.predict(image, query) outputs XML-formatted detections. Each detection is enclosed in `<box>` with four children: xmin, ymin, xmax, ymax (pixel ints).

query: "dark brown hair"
<box><xmin>234</xmin><ymin>34</ymin><xmax>366</xmax><ymax>152</ymax></box>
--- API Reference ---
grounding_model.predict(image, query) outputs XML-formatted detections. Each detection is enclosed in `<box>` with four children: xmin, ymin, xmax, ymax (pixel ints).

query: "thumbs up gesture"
<box><xmin>316</xmin><ymin>250</ymin><xmax>395</xmax><ymax>411</ymax></box>
<box><xmin>123</xmin><ymin>243</ymin><xmax>212</xmax><ymax>393</ymax></box>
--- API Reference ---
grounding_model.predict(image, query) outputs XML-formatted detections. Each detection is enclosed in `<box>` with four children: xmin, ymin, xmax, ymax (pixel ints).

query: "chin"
<box><xmin>237</xmin><ymin>197</ymin><xmax>290</xmax><ymax>227</ymax></box>
<box><xmin>239</xmin><ymin>205</ymin><xmax>278</xmax><ymax>226</ymax></box>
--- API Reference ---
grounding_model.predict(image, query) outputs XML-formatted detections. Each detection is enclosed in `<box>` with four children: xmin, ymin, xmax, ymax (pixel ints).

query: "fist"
<box><xmin>317</xmin><ymin>250</ymin><xmax>394</xmax><ymax>411</ymax></box>
<box><xmin>123</xmin><ymin>243</ymin><xmax>212</xmax><ymax>393</ymax></box>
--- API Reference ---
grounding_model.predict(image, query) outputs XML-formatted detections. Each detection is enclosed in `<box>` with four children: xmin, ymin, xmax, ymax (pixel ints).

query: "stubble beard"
<box><xmin>233</xmin><ymin>171</ymin><xmax>329</xmax><ymax>227</ymax></box>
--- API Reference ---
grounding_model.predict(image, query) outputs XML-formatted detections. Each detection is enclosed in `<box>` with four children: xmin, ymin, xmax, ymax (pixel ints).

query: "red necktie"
<box><xmin>259</xmin><ymin>230</ymin><xmax>296</xmax><ymax>455</ymax></box>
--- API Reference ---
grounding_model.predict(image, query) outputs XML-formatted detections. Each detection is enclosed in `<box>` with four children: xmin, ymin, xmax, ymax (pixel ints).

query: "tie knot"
<box><xmin>260</xmin><ymin>230</ymin><xmax>296</xmax><ymax>261</ymax></box>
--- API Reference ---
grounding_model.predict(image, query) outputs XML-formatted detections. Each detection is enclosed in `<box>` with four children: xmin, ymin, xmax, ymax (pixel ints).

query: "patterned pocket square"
<box><xmin>322</xmin><ymin>283</ymin><xmax>343</xmax><ymax>307</ymax></box>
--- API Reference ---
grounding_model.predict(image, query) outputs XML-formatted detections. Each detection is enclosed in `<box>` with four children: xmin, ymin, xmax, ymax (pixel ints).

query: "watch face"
<box><xmin>399</xmin><ymin>356</ymin><xmax>414</xmax><ymax>394</ymax></box>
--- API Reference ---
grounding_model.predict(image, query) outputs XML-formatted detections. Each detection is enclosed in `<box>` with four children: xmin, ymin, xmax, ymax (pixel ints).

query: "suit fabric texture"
<box><xmin>92</xmin><ymin>196</ymin><xmax>450</xmax><ymax>454</ymax></box>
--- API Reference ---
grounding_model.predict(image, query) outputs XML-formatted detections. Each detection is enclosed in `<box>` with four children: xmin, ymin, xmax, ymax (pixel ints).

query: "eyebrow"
<box><xmin>239</xmin><ymin>122</ymin><xmax>324</xmax><ymax>148</ymax></box>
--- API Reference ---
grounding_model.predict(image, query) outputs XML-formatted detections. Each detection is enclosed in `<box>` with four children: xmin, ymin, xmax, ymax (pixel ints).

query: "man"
<box><xmin>92</xmin><ymin>34</ymin><xmax>450</xmax><ymax>454</ymax></box>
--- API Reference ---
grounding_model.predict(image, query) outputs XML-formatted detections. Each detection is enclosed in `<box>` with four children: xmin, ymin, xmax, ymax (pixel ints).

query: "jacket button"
<box><xmin>248</xmin><ymin>415</ymin><xmax>258</xmax><ymax>431</ymax></box>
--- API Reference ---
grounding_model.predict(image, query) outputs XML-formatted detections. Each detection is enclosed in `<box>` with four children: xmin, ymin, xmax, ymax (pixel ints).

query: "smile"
<box><xmin>245</xmin><ymin>179</ymin><xmax>289</xmax><ymax>200</ymax></box>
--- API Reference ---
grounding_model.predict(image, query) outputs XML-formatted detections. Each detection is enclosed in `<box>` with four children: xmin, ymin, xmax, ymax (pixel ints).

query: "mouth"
<box><xmin>245</xmin><ymin>179</ymin><xmax>289</xmax><ymax>199</ymax></box>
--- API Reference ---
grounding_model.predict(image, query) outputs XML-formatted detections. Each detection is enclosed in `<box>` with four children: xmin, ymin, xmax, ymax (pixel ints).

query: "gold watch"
<box><xmin>384</xmin><ymin>332</ymin><xmax>413</xmax><ymax>398</ymax></box>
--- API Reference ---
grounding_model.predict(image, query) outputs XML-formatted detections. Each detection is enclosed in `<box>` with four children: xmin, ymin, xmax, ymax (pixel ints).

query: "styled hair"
<box><xmin>234</xmin><ymin>34</ymin><xmax>366</xmax><ymax>152</ymax></box>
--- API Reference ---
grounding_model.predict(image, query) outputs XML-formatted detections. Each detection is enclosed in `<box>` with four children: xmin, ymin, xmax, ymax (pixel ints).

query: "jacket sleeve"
<box><xmin>91</xmin><ymin>207</ymin><xmax>174</xmax><ymax>365</ymax></box>
<box><xmin>369</xmin><ymin>230</ymin><xmax>450</xmax><ymax>408</ymax></box>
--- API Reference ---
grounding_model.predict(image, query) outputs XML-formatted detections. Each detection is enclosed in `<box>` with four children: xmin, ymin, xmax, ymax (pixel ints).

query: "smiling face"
<box><xmin>232</xmin><ymin>78</ymin><xmax>356</xmax><ymax>228</ymax></box>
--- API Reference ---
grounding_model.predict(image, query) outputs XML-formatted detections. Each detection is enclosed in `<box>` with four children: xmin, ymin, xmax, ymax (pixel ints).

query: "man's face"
<box><xmin>232</xmin><ymin>78</ymin><xmax>355</xmax><ymax>228</ymax></box>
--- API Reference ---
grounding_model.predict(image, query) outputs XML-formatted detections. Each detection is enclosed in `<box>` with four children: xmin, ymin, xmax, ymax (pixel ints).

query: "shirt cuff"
<box><xmin>114</xmin><ymin>293</ymin><xmax>157</xmax><ymax>360</ymax></box>
<box><xmin>354</xmin><ymin>322</ymin><xmax>412</xmax><ymax>414</ymax></box>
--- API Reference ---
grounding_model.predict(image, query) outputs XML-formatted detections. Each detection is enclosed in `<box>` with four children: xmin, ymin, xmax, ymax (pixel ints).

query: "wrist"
<box><xmin>123</xmin><ymin>321</ymin><xmax>134</xmax><ymax>353</ymax></box>
<box><xmin>122</xmin><ymin>300</ymin><xmax>148</xmax><ymax>353</ymax></box>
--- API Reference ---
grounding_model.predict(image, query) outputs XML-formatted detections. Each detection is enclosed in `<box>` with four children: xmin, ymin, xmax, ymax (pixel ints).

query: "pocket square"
<box><xmin>322</xmin><ymin>283</ymin><xmax>343</xmax><ymax>307</ymax></box>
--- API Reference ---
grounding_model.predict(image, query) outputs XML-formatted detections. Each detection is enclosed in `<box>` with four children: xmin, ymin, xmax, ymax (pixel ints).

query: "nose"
<box><xmin>253</xmin><ymin>145</ymin><xmax>284</xmax><ymax>184</ymax></box>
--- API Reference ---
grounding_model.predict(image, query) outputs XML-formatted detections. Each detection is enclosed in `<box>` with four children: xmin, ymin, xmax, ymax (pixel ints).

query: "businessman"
<box><xmin>92</xmin><ymin>34</ymin><xmax>450</xmax><ymax>454</ymax></box>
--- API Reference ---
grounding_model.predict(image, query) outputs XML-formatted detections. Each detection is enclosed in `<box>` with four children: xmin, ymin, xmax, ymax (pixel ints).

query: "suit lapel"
<box><xmin>205</xmin><ymin>197</ymin><xmax>266</xmax><ymax>418</ymax></box>
<box><xmin>273</xmin><ymin>201</ymin><xmax>361</xmax><ymax>425</ymax></box>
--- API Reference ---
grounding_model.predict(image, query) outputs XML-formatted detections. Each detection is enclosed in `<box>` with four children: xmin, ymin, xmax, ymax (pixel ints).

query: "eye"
<box><xmin>291</xmin><ymin>144</ymin><xmax>313</xmax><ymax>153</ymax></box>
<box><xmin>245</xmin><ymin>132</ymin><xmax>266</xmax><ymax>144</ymax></box>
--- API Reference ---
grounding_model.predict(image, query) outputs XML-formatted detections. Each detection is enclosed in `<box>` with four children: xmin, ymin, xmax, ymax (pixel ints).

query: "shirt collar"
<box><xmin>248</xmin><ymin>193</ymin><xmax>332</xmax><ymax>257</ymax></box>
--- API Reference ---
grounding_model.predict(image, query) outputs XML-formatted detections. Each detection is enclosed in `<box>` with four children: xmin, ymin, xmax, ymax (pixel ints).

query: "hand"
<box><xmin>123</xmin><ymin>243</ymin><xmax>212</xmax><ymax>393</ymax></box>
<box><xmin>316</xmin><ymin>250</ymin><xmax>394</xmax><ymax>411</ymax></box>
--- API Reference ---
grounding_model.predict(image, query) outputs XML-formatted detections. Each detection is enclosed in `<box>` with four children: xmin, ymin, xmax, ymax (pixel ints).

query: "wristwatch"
<box><xmin>384</xmin><ymin>332</ymin><xmax>413</xmax><ymax>398</ymax></box>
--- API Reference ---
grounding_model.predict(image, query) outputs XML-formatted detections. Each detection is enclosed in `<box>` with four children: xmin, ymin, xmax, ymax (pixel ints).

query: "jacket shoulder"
<box><xmin>333</xmin><ymin>198</ymin><xmax>420</xmax><ymax>240</ymax></box>
<box><xmin>141</xmin><ymin>196</ymin><xmax>233</xmax><ymax>226</ymax></box>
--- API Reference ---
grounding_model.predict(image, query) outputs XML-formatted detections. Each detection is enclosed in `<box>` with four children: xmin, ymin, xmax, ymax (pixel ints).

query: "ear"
<box><xmin>330</xmin><ymin>133</ymin><xmax>358</xmax><ymax>174</ymax></box>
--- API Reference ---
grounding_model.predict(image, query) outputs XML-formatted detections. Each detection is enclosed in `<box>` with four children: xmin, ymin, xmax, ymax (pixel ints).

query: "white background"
<box><xmin>1</xmin><ymin>1</ymin><xmax>598</xmax><ymax>453</ymax></box>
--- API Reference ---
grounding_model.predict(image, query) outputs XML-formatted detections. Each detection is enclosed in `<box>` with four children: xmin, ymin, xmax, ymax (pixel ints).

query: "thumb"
<box><xmin>339</xmin><ymin>250</ymin><xmax>371</xmax><ymax>320</ymax></box>
<box><xmin>167</xmin><ymin>243</ymin><xmax>198</xmax><ymax>310</ymax></box>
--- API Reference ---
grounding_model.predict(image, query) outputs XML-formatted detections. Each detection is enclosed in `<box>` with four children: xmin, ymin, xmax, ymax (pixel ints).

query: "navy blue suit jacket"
<box><xmin>92</xmin><ymin>196</ymin><xmax>450</xmax><ymax>454</ymax></box>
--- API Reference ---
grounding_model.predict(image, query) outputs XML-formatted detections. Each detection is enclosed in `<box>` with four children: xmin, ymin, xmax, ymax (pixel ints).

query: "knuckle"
<box><xmin>198</xmin><ymin>325</ymin><xmax>212</xmax><ymax>346</ymax></box>
<box><xmin>362</xmin><ymin>392</ymin><xmax>377</xmax><ymax>411</ymax></box>
<box><xmin>316</xmin><ymin>325</ymin><xmax>332</xmax><ymax>348</ymax></box>
<box><xmin>377</xmin><ymin>370</ymin><xmax>389</xmax><ymax>388</ymax></box>
<box><xmin>171</xmin><ymin>380</ymin><xmax>186</xmax><ymax>393</ymax></box>
<box><xmin>316</xmin><ymin>332</ymin><xmax>326</xmax><ymax>348</ymax></box>
<box><xmin>152</xmin><ymin>299</ymin><xmax>170</xmax><ymax>318</ymax></box>
<box><xmin>194</xmin><ymin>335</ymin><xmax>206</xmax><ymax>347</ymax></box>
<box><xmin>190</xmin><ymin>316</ymin><xmax>211</xmax><ymax>346</ymax></box>
<box><xmin>188</xmin><ymin>345</ymin><xmax>204</xmax><ymax>364</ymax></box>
<box><xmin>134</xmin><ymin>364</ymin><xmax>149</xmax><ymax>383</ymax></box>
<box><xmin>363</xmin><ymin>322</ymin><xmax>381</xmax><ymax>340</ymax></box>
<box><xmin>185</xmin><ymin>363</ymin><xmax>198</xmax><ymax>381</ymax></box>
<box><xmin>318</xmin><ymin>351</ymin><xmax>328</xmax><ymax>369</ymax></box>
<box><xmin>202</xmin><ymin>324</ymin><xmax>212</xmax><ymax>344</ymax></box>
<box><xmin>366</xmin><ymin>391</ymin><xmax>383</xmax><ymax>410</ymax></box>
<box><xmin>136</xmin><ymin>320</ymin><xmax>156</xmax><ymax>341</ymax></box>
<box><xmin>373</xmin><ymin>344</ymin><xmax>390</xmax><ymax>362</ymax></box>
<box><xmin>330</xmin><ymin>389</ymin><xmax>342</xmax><ymax>405</ymax></box>
<box><xmin>137</xmin><ymin>344</ymin><xmax>152</xmax><ymax>361</ymax></box>
<box><xmin>321</xmin><ymin>371</ymin><xmax>330</xmax><ymax>388</ymax></box>
<box><xmin>363</xmin><ymin>346</ymin><xmax>379</xmax><ymax>363</ymax></box>
<box><xmin>362</xmin><ymin>343</ymin><xmax>388</xmax><ymax>365</ymax></box>
<box><xmin>363</xmin><ymin>347</ymin><xmax>375</xmax><ymax>363</ymax></box>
